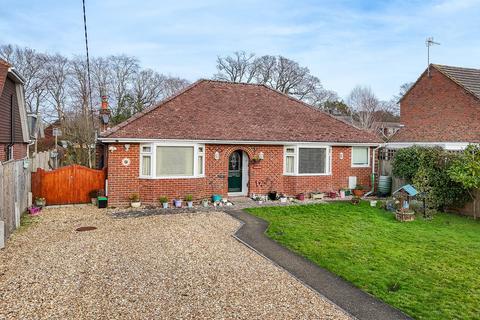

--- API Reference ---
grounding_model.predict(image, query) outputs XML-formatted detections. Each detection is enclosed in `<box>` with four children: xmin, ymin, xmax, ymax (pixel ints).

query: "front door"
<box><xmin>228</xmin><ymin>151</ymin><xmax>242</xmax><ymax>192</ymax></box>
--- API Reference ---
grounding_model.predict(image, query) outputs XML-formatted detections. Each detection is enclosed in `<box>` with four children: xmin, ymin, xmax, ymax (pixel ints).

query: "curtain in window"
<box><xmin>352</xmin><ymin>147</ymin><xmax>368</xmax><ymax>165</ymax></box>
<box><xmin>142</xmin><ymin>155</ymin><xmax>151</xmax><ymax>176</ymax></box>
<box><xmin>156</xmin><ymin>146</ymin><xmax>194</xmax><ymax>176</ymax></box>
<box><xmin>299</xmin><ymin>148</ymin><xmax>326</xmax><ymax>174</ymax></box>
<box><xmin>286</xmin><ymin>156</ymin><xmax>295</xmax><ymax>173</ymax></box>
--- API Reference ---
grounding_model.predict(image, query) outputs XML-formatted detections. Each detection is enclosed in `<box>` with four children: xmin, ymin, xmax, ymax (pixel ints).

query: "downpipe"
<box><xmin>364</xmin><ymin>144</ymin><xmax>383</xmax><ymax>197</ymax></box>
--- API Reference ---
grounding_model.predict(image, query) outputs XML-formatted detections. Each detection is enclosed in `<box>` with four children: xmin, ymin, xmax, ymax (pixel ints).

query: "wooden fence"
<box><xmin>31</xmin><ymin>151</ymin><xmax>51</xmax><ymax>172</ymax></box>
<box><xmin>0</xmin><ymin>159</ymin><xmax>31</xmax><ymax>247</ymax></box>
<box><xmin>32</xmin><ymin>165</ymin><xmax>106</xmax><ymax>205</ymax></box>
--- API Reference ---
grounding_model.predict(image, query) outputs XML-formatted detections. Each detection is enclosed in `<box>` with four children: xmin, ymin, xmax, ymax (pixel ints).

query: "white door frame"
<box><xmin>228</xmin><ymin>151</ymin><xmax>249</xmax><ymax>196</ymax></box>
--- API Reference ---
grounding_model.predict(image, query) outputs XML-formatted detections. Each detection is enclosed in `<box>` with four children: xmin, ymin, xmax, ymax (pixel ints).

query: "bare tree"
<box><xmin>44</xmin><ymin>53</ymin><xmax>70</xmax><ymax>120</ymax></box>
<box><xmin>215</xmin><ymin>51</ymin><xmax>257</xmax><ymax>83</ymax></box>
<box><xmin>214</xmin><ymin>51</ymin><xmax>338</xmax><ymax>109</ymax></box>
<box><xmin>159</xmin><ymin>76</ymin><xmax>190</xmax><ymax>99</ymax></box>
<box><xmin>347</xmin><ymin>86</ymin><xmax>380</xmax><ymax>130</ymax></box>
<box><xmin>0</xmin><ymin>44</ymin><xmax>49</xmax><ymax>114</ymax></box>
<box><xmin>107</xmin><ymin>55</ymin><xmax>139</xmax><ymax>123</ymax></box>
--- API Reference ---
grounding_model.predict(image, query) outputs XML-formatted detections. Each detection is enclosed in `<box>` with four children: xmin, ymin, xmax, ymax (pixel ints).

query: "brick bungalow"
<box><xmin>98</xmin><ymin>80</ymin><xmax>382</xmax><ymax>206</ymax></box>
<box><xmin>0</xmin><ymin>59</ymin><xmax>29</xmax><ymax>162</ymax></box>
<box><xmin>388</xmin><ymin>64</ymin><xmax>480</xmax><ymax>150</ymax></box>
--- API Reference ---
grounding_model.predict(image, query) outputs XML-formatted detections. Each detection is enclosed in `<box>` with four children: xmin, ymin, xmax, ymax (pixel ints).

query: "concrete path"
<box><xmin>227</xmin><ymin>209</ymin><xmax>412</xmax><ymax>320</ymax></box>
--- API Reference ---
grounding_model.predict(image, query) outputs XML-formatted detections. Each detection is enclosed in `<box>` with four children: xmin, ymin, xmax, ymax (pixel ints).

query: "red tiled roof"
<box><xmin>0</xmin><ymin>59</ymin><xmax>11</xmax><ymax>95</ymax></box>
<box><xmin>101</xmin><ymin>80</ymin><xmax>381</xmax><ymax>144</ymax></box>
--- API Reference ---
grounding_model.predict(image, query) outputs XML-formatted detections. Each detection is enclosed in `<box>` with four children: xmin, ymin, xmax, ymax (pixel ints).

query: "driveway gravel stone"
<box><xmin>0</xmin><ymin>206</ymin><xmax>350</xmax><ymax>319</ymax></box>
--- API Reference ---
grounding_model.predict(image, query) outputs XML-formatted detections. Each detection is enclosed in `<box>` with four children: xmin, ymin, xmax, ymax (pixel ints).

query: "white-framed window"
<box><xmin>140</xmin><ymin>145</ymin><xmax>152</xmax><ymax>177</ymax></box>
<box><xmin>139</xmin><ymin>143</ymin><xmax>205</xmax><ymax>179</ymax></box>
<box><xmin>284</xmin><ymin>145</ymin><xmax>331</xmax><ymax>176</ymax></box>
<box><xmin>351</xmin><ymin>146</ymin><xmax>370</xmax><ymax>167</ymax></box>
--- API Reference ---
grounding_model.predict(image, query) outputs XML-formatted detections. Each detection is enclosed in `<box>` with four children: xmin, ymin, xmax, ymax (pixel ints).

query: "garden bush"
<box><xmin>392</xmin><ymin>146</ymin><xmax>470</xmax><ymax>212</ymax></box>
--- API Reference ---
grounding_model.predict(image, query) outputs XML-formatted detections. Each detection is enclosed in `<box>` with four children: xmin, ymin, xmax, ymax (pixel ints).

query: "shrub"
<box><xmin>392</xmin><ymin>146</ymin><xmax>470</xmax><ymax>212</ymax></box>
<box><xmin>129</xmin><ymin>193</ymin><xmax>140</xmax><ymax>202</ymax></box>
<box><xmin>158</xmin><ymin>196</ymin><xmax>168</xmax><ymax>204</ymax></box>
<box><xmin>185</xmin><ymin>194</ymin><xmax>193</xmax><ymax>202</ymax></box>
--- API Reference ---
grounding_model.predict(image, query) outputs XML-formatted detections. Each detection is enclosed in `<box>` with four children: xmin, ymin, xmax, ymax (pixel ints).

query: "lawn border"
<box><xmin>226</xmin><ymin>209</ymin><xmax>412</xmax><ymax>320</ymax></box>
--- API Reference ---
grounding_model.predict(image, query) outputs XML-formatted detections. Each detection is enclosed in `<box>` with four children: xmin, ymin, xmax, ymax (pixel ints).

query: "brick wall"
<box><xmin>0</xmin><ymin>143</ymin><xmax>27</xmax><ymax>162</ymax></box>
<box><xmin>399</xmin><ymin>67</ymin><xmax>480</xmax><ymax>142</ymax></box>
<box><xmin>106</xmin><ymin>143</ymin><xmax>374</xmax><ymax>206</ymax></box>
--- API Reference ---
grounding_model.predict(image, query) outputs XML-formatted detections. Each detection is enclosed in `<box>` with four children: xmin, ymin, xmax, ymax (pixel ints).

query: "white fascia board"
<box><xmin>98</xmin><ymin>137</ymin><xmax>382</xmax><ymax>147</ymax></box>
<box><xmin>386</xmin><ymin>142</ymin><xmax>474</xmax><ymax>150</ymax></box>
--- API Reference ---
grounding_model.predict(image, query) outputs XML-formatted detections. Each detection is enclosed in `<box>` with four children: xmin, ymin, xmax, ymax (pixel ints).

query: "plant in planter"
<box><xmin>201</xmin><ymin>199</ymin><xmax>209</xmax><ymax>207</ymax></box>
<box><xmin>351</xmin><ymin>196</ymin><xmax>361</xmax><ymax>205</ymax></box>
<box><xmin>253</xmin><ymin>196</ymin><xmax>263</xmax><ymax>204</ymax></box>
<box><xmin>352</xmin><ymin>185</ymin><xmax>365</xmax><ymax>197</ymax></box>
<box><xmin>158</xmin><ymin>196</ymin><xmax>169</xmax><ymax>209</ymax></box>
<box><xmin>89</xmin><ymin>190</ymin><xmax>98</xmax><ymax>205</ymax></box>
<box><xmin>129</xmin><ymin>193</ymin><xmax>141</xmax><ymax>208</ymax></box>
<box><xmin>35</xmin><ymin>197</ymin><xmax>46</xmax><ymax>207</ymax></box>
<box><xmin>185</xmin><ymin>194</ymin><xmax>194</xmax><ymax>208</ymax></box>
<box><xmin>311</xmin><ymin>191</ymin><xmax>325</xmax><ymax>200</ymax></box>
<box><xmin>268</xmin><ymin>191</ymin><xmax>278</xmax><ymax>201</ymax></box>
<box><xmin>173</xmin><ymin>198</ymin><xmax>182</xmax><ymax>208</ymax></box>
<box><xmin>297</xmin><ymin>193</ymin><xmax>305</xmax><ymax>201</ymax></box>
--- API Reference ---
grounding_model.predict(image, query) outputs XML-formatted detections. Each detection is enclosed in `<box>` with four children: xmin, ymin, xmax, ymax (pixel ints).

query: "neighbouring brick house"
<box><xmin>389</xmin><ymin>64</ymin><xmax>480</xmax><ymax>150</ymax></box>
<box><xmin>0</xmin><ymin>59</ymin><xmax>29</xmax><ymax>162</ymax></box>
<box><xmin>98</xmin><ymin>80</ymin><xmax>381</xmax><ymax>206</ymax></box>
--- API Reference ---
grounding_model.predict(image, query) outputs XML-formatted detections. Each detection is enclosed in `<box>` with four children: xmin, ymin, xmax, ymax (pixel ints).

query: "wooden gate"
<box><xmin>32</xmin><ymin>165</ymin><xmax>106</xmax><ymax>205</ymax></box>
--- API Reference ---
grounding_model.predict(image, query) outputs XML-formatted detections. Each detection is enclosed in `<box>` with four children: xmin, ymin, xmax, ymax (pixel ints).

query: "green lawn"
<box><xmin>246</xmin><ymin>202</ymin><xmax>480</xmax><ymax>320</ymax></box>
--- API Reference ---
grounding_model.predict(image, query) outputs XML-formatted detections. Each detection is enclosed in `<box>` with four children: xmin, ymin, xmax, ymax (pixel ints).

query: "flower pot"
<box><xmin>202</xmin><ymin>200</ymin><xmax>209</xmax><ymax>207</ymax></box>
<box><xmin>340</xmin><ymin>190</ymin><xmax>346</xmax><ymax>199</ymax></box>
<box><xmin>91</xmin><ymin>198</ymin><xmax>97</xmax><ymax>206</ymax></box>
<box><xmin>131</xmin><ymin>201</ymin><xmax>141</xmax><ymax>208</ymax></box>
<box><xmin>162</xmin><ymin>202</ymin><xmax>168</xmax><ymax>209</ymax></box>
<box><xmin>297</xmin><ymin>193</ymin><xmax>305</xmax><ymax>201</ymax></box>
<box><xmin>311</xmin><ymin>192</ymin><xmax>325</xmax><ymax>200</ymax></box>
<box><xmin>353</xmin><ymin>189</ymin><xmax>365</xmax><ymax>197</ymax></box>
<box><xmin>212</xmin><ymin>195</ymin><xmax>221</xmax><ymax>202</ymax></box>
<box><xmin>35</xmin><ymin>199</ymin><xmax>46</xmax><ymax>207</ymax></box>
<box><xmin>280</xmin><ymin>197</ymin><xmax>287</xmax><ymax>203</ymax></box>
<box><xmin>396</xmin><ymin>211</ymin><xmax>415</xmax><ymax>222</ymax></box>
<box><xmin>187</xmin><ymin>201</ymin><xmax>193</xmax><ymax>208</ymax></box>
<box><xmin>370</xmin><ymin>200</ymin><xmax>378</xmax><ymax>207</ymax></box>
<box><xmin>174</xmin><ymin>199</ymin><xmax>182</xmax><ymax>208</ymax></box>
<box><xmin>257</xmin><ymin>200</ymin><xmax>263</xmax><ymax>204</ymax></box>
<box><xmin>268</xmin><ymin>191</ymin><xmax>278</xmax><ymax>201</ymax></box>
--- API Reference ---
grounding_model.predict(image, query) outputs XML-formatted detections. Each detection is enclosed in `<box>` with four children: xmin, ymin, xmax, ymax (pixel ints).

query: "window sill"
<box><xmin>351</xmin><ymin>164</ymin><xmax>370</xmax><ymax>168</ymax></box>
<box><xmin>139</xmin><ymin>175</ymin><xmax>206</xmax><ymax>180</ymax></box>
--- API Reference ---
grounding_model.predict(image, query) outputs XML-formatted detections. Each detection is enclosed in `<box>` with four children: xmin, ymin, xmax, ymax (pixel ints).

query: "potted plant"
<box><xmin>201</xmin><ymin>199</ymin><xmax>209</xmax><ymax>207</ymax></box>
<box><xmin>159</xmin><ymin>196</ymin><xmax>169</xmax><ymax>209</ymax></box>
<box><xmin>173</xmin><ymin>198</ymin><xmax>182</xmax><ymax>208</ymax></box>
<box><xmin>254</xmin><ymin>196</ymin><xmax>263</xmax><ymax>204</ymax></box>
<box><xmin>279</xmin><ymin>195</ymin><xmax>288</xmax><ymax>203</ymax></box>
<box><xmin>268</xmin><ymin>191</ymin><xmax>278</xmax><ymax>201</ymax></box>
<box><xmin>251</xmin><ymin>155</ymin><xmax>262</xmax><ymax>163</ymax></box>
<box><xmin>351</xmin><ymin>196</ymin><xmax>361</xmax><ymax>205</ymax></box>
<box><xmin>185</xmin><ymin>195</ymin><xmax>194</xmax><ymax>208</ymax></box>
<box><xmin>352</xmin><ymin>185</ymin><xmax>365</xmax><ymax>197</ymax></box>
<box><xmin>297</xmin><ymin>193</ymin><xmax>305</xmax><ymax>201</ymax></box>
<box><xmin>89</xmin><ymin>190</ymin><xmax>98</xmax><ymax>205</ymax></box>
<box><xmin>35</xmin><ymin>197</ymin><xmax>46</xmax><ymax>207</ymax></box>
<box><xmin>129</xmin><ymin>193</ymin><xmax>141</xmax><ymax>208</ymax></box>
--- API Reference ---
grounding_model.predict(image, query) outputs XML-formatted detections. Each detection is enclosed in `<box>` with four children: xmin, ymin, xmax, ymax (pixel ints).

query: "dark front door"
<box><xmin>228</xmin><ymin>151</ymin><xmax>242</xmax><ymax>192</ymax></box>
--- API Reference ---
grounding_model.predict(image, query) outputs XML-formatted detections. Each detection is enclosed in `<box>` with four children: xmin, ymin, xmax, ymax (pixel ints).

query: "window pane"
<box><xmin>352</xmin><ymin>147</ymin><xmax>369</xmax><ymax>165</ymax></box>
<box><xmin>286</xmin><ymin>155</ymin><xmax>295</xmax><ymax>173</ymax></box>
<box><xmin>299</xmin><ymin>148</ymin><xmax>326</xmax><ymax>174</ymax></box>
<box><xmin>142</xmin><ymin>146</ymin><xmax>151</xmax><ymax>153</ymax></box>
<box><xmin>142</xmin><ymin>156</ymin><xmax>151</xmax><ymax>176</ymax></box>
<box><xmin>198</xmin><ymin>155</ymin><xmax>204</xmax><ymax>175</ymax></box>
<box><xmin>156</xmin><ymin>146</ymin><xmax>194</xmax><ymax>176</ymax></box>
<box><xmin>286</xmin><ymin>148</ymin><xmax>295</xmax><ymax>154</ymax></box>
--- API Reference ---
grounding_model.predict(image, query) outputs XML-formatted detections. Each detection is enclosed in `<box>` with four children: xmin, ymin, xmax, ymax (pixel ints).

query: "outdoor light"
<box><xmin>258</xmin><ymin>152</ymin><xmax>264</xmax><ymax>160</ymax></box>
<box><xmin>214</xmin><ymin>151</ymin><xmax>220</xmax><ymax>160</ymax></box>
<box><xmin>340</xmin><ymin>152</ymin><xmax>344</xmax><ymax>160</ymax></box>
<box><xmin>124</xmin><ymin>144</ymin><xmax>130</xmax><ymax>151</ymax></box>
<box><xmin>108</xmin><ymin>146</ymin><xmax>117</xmax><ymax>152</ymax></box>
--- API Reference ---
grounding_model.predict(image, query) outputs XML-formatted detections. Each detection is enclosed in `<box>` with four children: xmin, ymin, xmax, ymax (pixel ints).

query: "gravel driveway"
<box><xmin>0</xmin><ymin>206</ymin><xmax>350</xmax><ymax>320</ymax></box>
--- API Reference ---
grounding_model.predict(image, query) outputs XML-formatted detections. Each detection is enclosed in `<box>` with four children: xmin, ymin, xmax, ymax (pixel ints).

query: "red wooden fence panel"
<box><xmin>32</xmin><ymin>165</ymin><xmax>106</xmax><ymax>205</ymax></box>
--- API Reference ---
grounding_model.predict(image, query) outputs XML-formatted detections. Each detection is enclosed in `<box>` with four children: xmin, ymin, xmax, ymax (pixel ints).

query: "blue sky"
<box><xmin>1</xmin><ymin>0</ymin><xmax>480</xmax><ymax>100</ymax></box>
